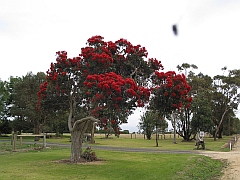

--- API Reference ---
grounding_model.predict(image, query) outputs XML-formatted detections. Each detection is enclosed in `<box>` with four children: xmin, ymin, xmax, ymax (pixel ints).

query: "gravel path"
<box><xmin>199</xmin><ymin>139</ymin><xmax>240</xmax><ymax>180</ymax></box>
<box><xmin>31</xmin><ymin>142</ymin><xmax>199</xmax><ymax>154</ymax></box>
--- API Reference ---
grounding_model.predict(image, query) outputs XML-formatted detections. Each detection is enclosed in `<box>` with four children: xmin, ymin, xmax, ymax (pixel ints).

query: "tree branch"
<box><xmin>72</xmin><ymin>116</ymin><xmax>100</xmax><ymax>132</ymax></box>
<box><xmin>68</xmin><ymin>96</ymin><xmax>73</xmax><ymax>132</ymax></box>
<box><xmin>130</xmin><ymin>64</ymin><xmax>141</xmax><ymax>79</ymax></box>
<box><xmin>214</xmin><ymin>106</ymin><xmax>230</xmax><ymax>140</ymax></box>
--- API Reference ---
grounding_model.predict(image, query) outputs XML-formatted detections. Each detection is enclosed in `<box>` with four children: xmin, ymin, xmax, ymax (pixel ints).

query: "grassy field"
<box><xmin>0</xmin><ymin>145</ymin><xmax>224</xmax><ymax>180</ymax></box>
<box><xmin>0</xmin><ymin>134</ymin><xmax>232</xmax><ymax>179</ymax></box>
<box><xmin>0</xmin><ymin>133</ymin><xmax>232</xmax><ymax>153</ymax></box>
<box><xmin>32</xmin><ymin>133</ymin><xmax>232</xmax><ymax>152</ymax></box>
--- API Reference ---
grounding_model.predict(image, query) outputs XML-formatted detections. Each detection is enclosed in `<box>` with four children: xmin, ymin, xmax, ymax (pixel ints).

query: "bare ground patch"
<box><xmin>52</xmin><ymin>158</ymin><xmax>105</xmax><ymax>165</ymax></box>
<box><xmin>199</xmin><ymin>136</ymin><xmax>240</xmax><ymax>180</ymax></box>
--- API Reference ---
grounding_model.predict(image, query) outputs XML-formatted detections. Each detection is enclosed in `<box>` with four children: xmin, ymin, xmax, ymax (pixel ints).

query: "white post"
<box><xmin>230</xmin><ymin>142</ymin><xmax>232</xmax><ymax>150</ymax></box>
<box><xmin>43</xmin><ymin>134</ymin><xmax>46</xmax><ymax>148</ymax></box>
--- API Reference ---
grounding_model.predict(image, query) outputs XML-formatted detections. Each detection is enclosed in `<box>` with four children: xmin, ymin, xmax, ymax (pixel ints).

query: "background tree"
<box><xmin>0</xmin><ymin>119</ymin><xmax>12</xmax><ymax>135</ymax></box>
<box><xmin>150</xmin><ymin>71</ymin><xmax>191</xmax><ymax>145</ymax></box>
<box><xmin>191</xmin><ymin>92</ymin><xmax>214</xmax><ymax>134</ymax></box>
<box><xmin>189</xmin><ymin>72</ymin><xmax>214</xmax><ymax>135</ymax></box>
<box><xmin>175</xmin><ymin>64</ymin><xmax>215</xmax><ymax>141</ymax></box>
<box><xmin>230</xmin><ymin>117</ymin><xmax>240</xmax><ymax>134</ymax></box>
<box><xmin>2</xmin><ymin>77</ymin><xmax>20</xmax><ymax>123</ymax></box>
<box><xmin>38</xmin><ymin>36</ymin><xmax>162</xmax><ymax>162</ymax></box>
<box><xmin>212</xmin><ymin>68</ymin><xmax>240</xmax><ymax>140</ymax></box>
<box><xmin>138</xmin><ymin>111</ymin><xmax>156</xmax><ymax>140</ymax></box>
<box><xmin>0</xmin><ymin>80</ymin><xmax>7</xmax><ymax>120</ymax></box>
<box><xmin>10</xmin><ymin>72</ymin><xmax>45</xmax><ymax>136</ymax></box>
<box><xmin>222</xmin><ymin>112</ymin><xmax>239</xmax><ymax>136</ymax></box>
<box><xmin>0</xmin><ymin>79</ymin><xmax>12</xmax><ymax>135</ymax></box>
<box><xmin>139</xmin><ymin>110</ymin><xmax>168</xmax><ymax>145</ymax></box>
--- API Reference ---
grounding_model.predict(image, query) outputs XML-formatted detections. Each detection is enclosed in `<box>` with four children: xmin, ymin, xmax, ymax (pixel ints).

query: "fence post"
<box><xmin>230</xmin><ymin>142</ymin><xmax>232</xmax><ymax>150</ymax></box>
<box><xmin>13</xmin><ymin>134</ymin><xmax>17</xmax><ymax>151</ymax></box>
<box><xmin>20</xmin><ymin>136</ymin><xmax>22</xmax><ymax>146</ymax></box>
<box><xmin>43</xmin><ymin>134</ymin><xmax>46</xmax><ymax>148</ymax></box>
<box><xmin>11</xmin><ymin>132</ymin><xmax>14</xmax><ymax>145</ymax></box>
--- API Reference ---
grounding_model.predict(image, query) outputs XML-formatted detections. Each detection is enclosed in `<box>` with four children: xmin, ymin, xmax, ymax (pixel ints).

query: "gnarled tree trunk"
<box><xmin>70</xmin><ymin>128</ymin><xmax>84</xmax><ymax>162</ymax></box>
<box><xmin>68</xmin><ymin>95</ymin><xmax>100</xmax><ymax>162</ymax></box>
<box><xmin>69</xmin><ymin>115</ymin><xmax>99</xmax><ymax>162</ymax></box>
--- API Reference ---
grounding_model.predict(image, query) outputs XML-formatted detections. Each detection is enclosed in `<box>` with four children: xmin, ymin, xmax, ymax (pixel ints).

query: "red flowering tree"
<box><xmin>37</xmin><ymin>36</ymin><xmax>162</xmax><ymax>163</ymax></box>
<box><xmin>150</xmin><ymin>71</ymin><xmax>192</xmax><ymax>146</ymax></box>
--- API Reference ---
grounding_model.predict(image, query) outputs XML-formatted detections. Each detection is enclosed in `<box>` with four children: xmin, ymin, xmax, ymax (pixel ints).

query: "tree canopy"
<box><xmin>37</xmin><ymin>35</ymin><xmax>164</xmax><ymax>162</ymax></box>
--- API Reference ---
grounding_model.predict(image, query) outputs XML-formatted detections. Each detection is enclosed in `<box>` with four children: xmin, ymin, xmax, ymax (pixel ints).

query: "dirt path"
<box><xmin>200</xmin><ymin>139</ymin><xmax>240</xmax><ymax>180</ymax></box>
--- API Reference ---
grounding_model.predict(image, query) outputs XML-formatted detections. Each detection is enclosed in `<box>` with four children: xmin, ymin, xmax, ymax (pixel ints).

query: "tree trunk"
<box><xmin>218</xmin><ymin>125</ymin><xmax>223</xmax><ymax>138</ymax></box>
<box><xmin>70</xmin><ymin>129</ymin><xmax>84</xmax><ymax>162</ymax></box>
<box><xmin>90</xmin><ymin>122</ymin><xmax>95</xmax><ymax>143</ymax></box>
<box><xmin>34</xmin><ymin>118</ymin><xmax>40</xmax><ymax>141</ymax></box>
<box><xmin>173</xmin><ymin>117</ymin><xmax>177</xmax><ymax>144</ymax></box>
<box><xmin>155</xmin><ymin>124</ymin><xmax>158</xmax><ymax>147</ymax></box>
<box><xmin>69</xmin><ymin>116</ymin><xmax>100</xmax><ymax>163</ymax></box>
<box><xmin>68</xmin><ymin>95</ymin><xmax>100</xmax><ymax>162</ymax></box>
<box><xmin>214</xmin><ymin>107</ymin><xmax>229</xmax><ymax>141</ymax></box>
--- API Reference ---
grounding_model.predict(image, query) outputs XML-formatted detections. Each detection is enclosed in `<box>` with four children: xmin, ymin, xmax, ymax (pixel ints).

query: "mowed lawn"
<box><xmin>0</xmin><ymin>148</ymin><xmax>224</xmax><ymax>180</ymax></box>
<box><xmin>0</xmin><ymin>134</ymin><xmax>231</xmax><ymax>180</ymax></box>
<box><xmin>43</xmin><ymin>133</ymin><xmax>232</xmax><ymax>151</ymax></box>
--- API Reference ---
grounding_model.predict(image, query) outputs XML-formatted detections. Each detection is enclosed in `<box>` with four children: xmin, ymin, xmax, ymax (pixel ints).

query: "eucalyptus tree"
<box><xmin>212</xmin><ymin>68</ymin><xmax>240</xmax><ymax>140</ymax></box>
<box><xmin>175</xmin><ymin>64</ymin><xmax>214</xmax><ymax>141</ymax></box>
<box><xmin>190</xmin><ymin>73</ymin><xmax>214</xmax><ymax>135</ymax></box>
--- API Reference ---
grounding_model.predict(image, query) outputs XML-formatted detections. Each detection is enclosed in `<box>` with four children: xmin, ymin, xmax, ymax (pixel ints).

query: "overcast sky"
<box><xmin>1</xmin><ymin>0</ymin><xmax>240</xmax><ymax>132</ymax></box>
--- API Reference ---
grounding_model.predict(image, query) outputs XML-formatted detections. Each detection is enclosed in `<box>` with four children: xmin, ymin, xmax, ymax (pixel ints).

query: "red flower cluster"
<box><xmin>153</xmin><ymin>70</ymin><xmax>192</xmax><ymax>111</ymax></box>
<box><xmin>81</xmin><ymin>47</ymin><xmax>93</xmax><ymax>59</ymax></box>
<box><xmin>85</xmin><ymin>72</ymin><xmax>125</xmax><ymax>98</ymax></box>
<box><xmin>87</xmin><ymin>35</ymin><xmax>104</xmax><ymax>45</ymax></box>
<box><xmin>46</xmin><ymin>51</ymin><xmax>83</xmax><ymax>83</ymax></box>
<box><xmin>36</xmin><ymin>81</ymin><xmax>48</xmax><ymax>110</ymax></box>
<box><xmin>84</xmin><ymin>72</ymin><xmax>150</xmax><ymax>109</ymax></box>
<box><xmin>115</xmin><ymin>38</ymin><xmax>148</xmax><ymax>58</ymax></box>
<box><xmin>148</xmin><ymin>58</ymin><xmax>164</xmax><ymax>71</ymax></box>
<box><xmin>38</xmin><ymin>82</ymin><xmax>48</xmax><ymax>98</ymax></box>
<box><xmin>91</xmin><ymin>52</ymin><xmax>113</xmax><ymax>64</ymax></box>
<box><xmin>107</xmin><ymin>41</ymin><xmax>117</xmax><ymax>53</ymax></box>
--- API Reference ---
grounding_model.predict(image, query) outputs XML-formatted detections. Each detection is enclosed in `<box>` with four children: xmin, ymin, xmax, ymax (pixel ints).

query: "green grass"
<box><xmin>1</xmin><ymin>133</ymin><xmax>232</xmax><ymax>152</ymax></box>
<box><xmin>0</xmin><ymin>148</ymin><xmax>224</xmax><ymax>180</ymax></box>
<box><xmin>93</xmin><ymin>134</ymin><xmax>232</xmax><ymax>151</ymax></box>
<box><xmin>0</xmin><ymin>134</ymin><xmax>230</xmax><ymax>179</ymax></box>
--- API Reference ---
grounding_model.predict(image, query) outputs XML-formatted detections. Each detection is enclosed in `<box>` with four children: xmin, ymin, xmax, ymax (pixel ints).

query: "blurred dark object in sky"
<box><xmin>172</xmin><ymin>24</ymin><xmax>178</xmax><ymax>36</ymax></box>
